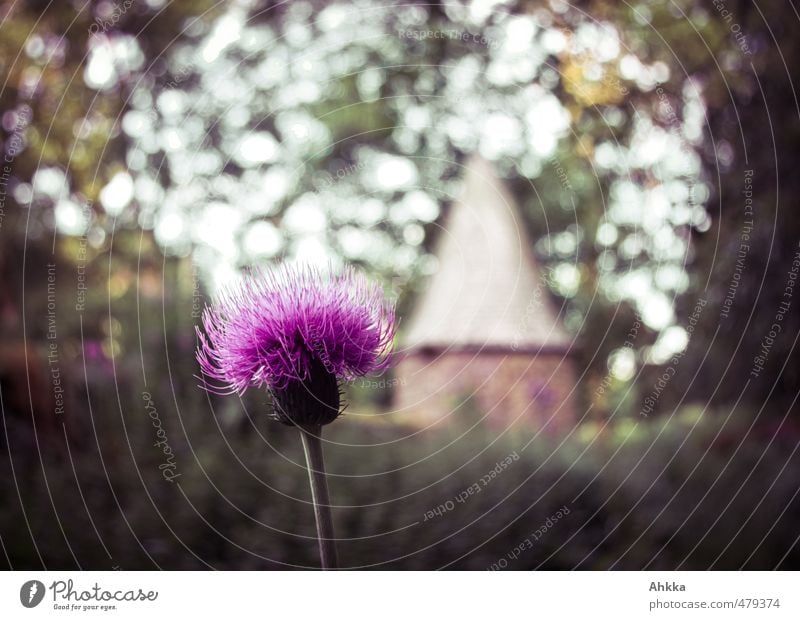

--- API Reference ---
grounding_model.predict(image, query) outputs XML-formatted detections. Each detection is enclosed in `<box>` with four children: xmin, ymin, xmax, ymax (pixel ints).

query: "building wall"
<box><xmin>392</xmin><ymin>349</ymin><xmax>578</xmax><ymax>432</ymax></box>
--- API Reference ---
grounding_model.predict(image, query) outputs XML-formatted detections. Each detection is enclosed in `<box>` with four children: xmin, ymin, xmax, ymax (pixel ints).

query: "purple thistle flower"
<box><xmin>196</xmin><ymin>263</ymin><xmax>397</xmax><ymax>426</ymax></box>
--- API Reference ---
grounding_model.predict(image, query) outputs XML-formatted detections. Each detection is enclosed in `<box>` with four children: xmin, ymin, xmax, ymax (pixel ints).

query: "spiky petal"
<box><xmin>196</xmin><ymin>263</ymin><xmax>397</xmax><ymax>400</ymax></box>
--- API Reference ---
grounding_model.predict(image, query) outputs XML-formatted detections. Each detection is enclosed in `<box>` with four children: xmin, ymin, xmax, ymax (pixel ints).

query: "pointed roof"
<box><xmin>403</xmin><ymin>154</ymin><xmax>571</xmax><ymax>352</ymax></box>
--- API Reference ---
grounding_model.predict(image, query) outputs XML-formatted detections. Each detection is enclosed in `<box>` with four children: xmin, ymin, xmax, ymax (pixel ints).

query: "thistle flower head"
<box><xmin>196</xmin><ymin>263</ymin><xmax>396</xmax><ymax>425</ymax></box>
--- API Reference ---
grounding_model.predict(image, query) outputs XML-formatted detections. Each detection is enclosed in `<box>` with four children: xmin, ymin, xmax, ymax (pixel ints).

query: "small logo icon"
<box><xmin>20</xmin><ymin>580</ymin><xmax>45</xmax><ymax>608</ymax></box>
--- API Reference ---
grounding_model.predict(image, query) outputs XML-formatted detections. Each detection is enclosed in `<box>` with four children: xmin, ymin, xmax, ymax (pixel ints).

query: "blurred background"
<box><xmin>0</xmin><ymin>0</ymin><xmax>798</xmax><ymax>569</ymax></box>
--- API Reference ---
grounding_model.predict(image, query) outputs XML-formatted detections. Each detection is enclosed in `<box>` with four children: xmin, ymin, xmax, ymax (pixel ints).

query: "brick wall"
<box><xmin>392</xmin><ymin>350</ymin><xmax>578</xmax><ymax>432</ymax></box>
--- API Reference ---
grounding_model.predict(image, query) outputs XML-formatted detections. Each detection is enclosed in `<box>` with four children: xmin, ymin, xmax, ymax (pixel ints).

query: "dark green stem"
<box><xmin>299</xmin><ymin>424</ymin><xmax>338</xmax><ymax>569</ymax></box>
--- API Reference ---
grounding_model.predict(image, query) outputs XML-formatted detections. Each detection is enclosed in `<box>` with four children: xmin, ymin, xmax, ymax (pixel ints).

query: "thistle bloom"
<box><xmin>196</xmin><ymin>263</ymin><xmax>396</xmax><ymax>426</ymax></box>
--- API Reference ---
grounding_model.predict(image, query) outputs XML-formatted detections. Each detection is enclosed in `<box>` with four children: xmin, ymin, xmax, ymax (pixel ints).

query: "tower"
<box><xmin>393</xmin><ymin>154</ymin><xmax>578</xmax><ymax>431</ymax></box>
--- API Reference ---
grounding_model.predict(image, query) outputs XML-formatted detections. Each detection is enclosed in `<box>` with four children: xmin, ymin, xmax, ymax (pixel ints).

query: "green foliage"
<box><xmin>3</xmin><ymin>401</ymin><xmax>797</xmax><ymax>569</ymax></box>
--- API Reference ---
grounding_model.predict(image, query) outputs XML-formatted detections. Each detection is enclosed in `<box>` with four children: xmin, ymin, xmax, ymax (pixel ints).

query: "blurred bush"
<box><xmin>3</xmin><ymin>394</ymin><xmax>797</xmax><ymax>569</ymax></box>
